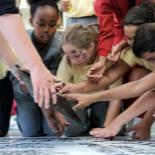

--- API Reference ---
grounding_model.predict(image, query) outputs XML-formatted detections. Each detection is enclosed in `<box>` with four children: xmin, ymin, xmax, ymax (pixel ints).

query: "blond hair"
<box><xmin>61</xmin><ymin>24</ymin><xmax>98</xmax><ymax>49</ymax></box>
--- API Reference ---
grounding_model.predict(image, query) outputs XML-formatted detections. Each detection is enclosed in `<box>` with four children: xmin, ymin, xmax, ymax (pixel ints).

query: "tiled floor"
<box><xmin>0</xmin><ymin>136</ymin><xmax>155</xmax><ymax>155</ymax></box>
<box><xmin>0</xmin><ymin>116</ymin><xmax>154</xmax><ymax>155</ymax></box>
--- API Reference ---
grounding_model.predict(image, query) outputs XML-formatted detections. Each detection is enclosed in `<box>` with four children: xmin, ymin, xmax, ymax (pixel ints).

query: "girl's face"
<box><xmin>124</xmin><ymin>25</ymin><xmax>138</xmax><ymax>47</ymax></box>
<box><xmin>62</xmin><ymin>43</ymin><xmax>95</xmax><ymax>66</ymax></box>
<box><xmin>30</xmin><ymin>6</ymin><xmax>59</xmax><ymax>44</ymax></box>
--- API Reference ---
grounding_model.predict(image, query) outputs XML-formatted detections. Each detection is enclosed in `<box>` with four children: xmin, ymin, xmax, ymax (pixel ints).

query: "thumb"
<box><xmin>59</xmin><ymin>86</ymin><xmax>69</xmax><ymax>94</ymax></box>
<box><xmin>73</xmin><ymin>102</ymin><xmax>83</xmax><ymax>110</ymax></box>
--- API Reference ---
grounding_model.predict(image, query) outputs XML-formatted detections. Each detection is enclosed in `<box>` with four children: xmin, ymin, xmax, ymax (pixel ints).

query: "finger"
<box><xmin>64</xmin><ymin>120</ymin><xmax>71</xmax><ymax>126</ymax></box>
<box><xmin>89</xmin><ymin>128</ymin><xmax>102</xmax><ymax>135</ymax></box>
<box><xmin>38</xmin><ymin>87</ymin><xmax>44</xmax><ymax>108</ymax></box>
<box><xmin>51</xmin><ymin>84</ymin><xmax>57</xmax><ymax>104</ymax></box>
<box><xmin>44</xmin><ymin>87</ymin><xmax>50</xmax><ymax>109</ymax></box>
<box><xmin>33</xmin><ymin>82</ymin><xmax>39</xmax><ymax>103</ymax></box>
<box><xmin>73</xmin><ymin>103</ymin><xmax>84</xmax><ymax>110</ymax></box>
<box><xmin>59</xmin><ymin>86</ymin><xmax>69</xmax><ymax>94</ymax></box>
<box><xmin>55</xmin><ymin>81</ymin><xmax>65</xmax><ymax>90</ymax></box>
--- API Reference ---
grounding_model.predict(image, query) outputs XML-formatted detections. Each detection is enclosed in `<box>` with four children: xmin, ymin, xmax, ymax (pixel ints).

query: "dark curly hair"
<box><xmin>124</xmin><ymin>2</ymin><xmax>155</xmax><ymax>26</ymax></box>
<box><xmin>133</xmin><ymin>23</ymin><xmax>155</xmax><ymax>57</ymax></box>
<box><xmin>27</xmin><ymin>0</ymin><xmax>59</xmax><ymax>17</ymax></box>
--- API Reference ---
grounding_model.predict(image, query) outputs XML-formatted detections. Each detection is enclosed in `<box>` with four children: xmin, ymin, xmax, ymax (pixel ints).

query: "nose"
<box><xmin>43</xmin><ymin>25</ymin><xmax>49</xmax><ymax>32</ymax></box>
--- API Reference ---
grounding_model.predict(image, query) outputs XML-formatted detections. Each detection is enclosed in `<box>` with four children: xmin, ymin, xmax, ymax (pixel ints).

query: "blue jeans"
<box><xmin>11</xmin><ymin>76</ymin><xmax>56</xmax><ymax>137</ymax></box>
<box><xmin>11</xmin><ymin>76</ymin><xmax>109</xmax><ymax>137</ymax></box>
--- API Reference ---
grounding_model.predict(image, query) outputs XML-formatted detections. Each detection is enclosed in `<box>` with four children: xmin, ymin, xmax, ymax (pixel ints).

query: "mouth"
<box><xmin>42</xmin><ymin>34</ymin><xmax>50</xmax><ymax>41</ymax></box>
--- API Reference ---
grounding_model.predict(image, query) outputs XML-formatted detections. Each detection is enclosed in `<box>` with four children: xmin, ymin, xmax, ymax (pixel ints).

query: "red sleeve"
<box><xmin>94</xmin><ymin>0</ymin><xmax>129</xmax><ymax>57</ymax></box>
<box><xmin>136</xmin><ymin>0</ymin><xmax>142</xmax><ymax>5</ymax></box>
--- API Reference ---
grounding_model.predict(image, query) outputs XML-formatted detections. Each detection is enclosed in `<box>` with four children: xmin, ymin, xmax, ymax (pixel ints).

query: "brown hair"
<box><xmin>61</xmin><ymin>24</ymin><xmax>98</xmax><ymax>49</ymax></box>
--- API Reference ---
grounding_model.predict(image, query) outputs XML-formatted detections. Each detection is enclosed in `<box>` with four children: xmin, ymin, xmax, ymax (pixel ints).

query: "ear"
<box><xmin>29</xmin><ymin>17</ymin><xmax>33</xmax><ymax>27</ymax></box>
<box><xmin>56</xmin><ymin>16</ymin><xmax>61</xmax><ymax>28</ymax></box>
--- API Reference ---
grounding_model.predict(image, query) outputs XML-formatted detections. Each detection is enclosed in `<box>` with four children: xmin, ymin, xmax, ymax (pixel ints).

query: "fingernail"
<box><xmin>45</xmin><ymin>104</ymin><xmax>50</xmax><ymax>109</ymax></box>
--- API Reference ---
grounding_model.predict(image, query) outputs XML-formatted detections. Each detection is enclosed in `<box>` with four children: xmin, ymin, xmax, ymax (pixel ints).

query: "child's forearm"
<box><xmin>103</xmin><ymin>100</ymin><xmax>121</xmax><ymax>127</ymax></box>
<box><xmin>92</xmin><ymin>72</ymin><xmax>155</xmax><ymax>102</ymax></box>
<box><xmin>77</xmin><ymin>60</ymin><xmax>130</xmax><ymax>93</ymax></box>
<box><xmin>108</xmin><ymin>91</ymin><xmax>155</xmax><ymax>128</ymax></box>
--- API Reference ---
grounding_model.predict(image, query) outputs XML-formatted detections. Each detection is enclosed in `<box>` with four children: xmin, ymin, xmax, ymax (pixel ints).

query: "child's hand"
<box><xmin>55</xmin><ymin>82</ymin><xmax>82</xmax><ymax>94</ymax></box>
<box><xmin>61</xmin><ymin>93</ymin><xmax>96</xmax><ymax>110</ymax></box>
<box><xmin>109</xmin><ymin>39</ymin><xmax>128</xmax><ymax>62</ymax></box>
<box><xmin>59</xmin><ymin>0</ymin><xmax>70</xmax><ymax>12</ymax></box>
<box><xmin>127</xmin><ymin>121</ymin><xmax>151</xmax><ymax>140</ymax></box>
<box><xmin>107</xmin><ymin>51</ymin><xmax>121</xmax><ymax>62</ymax></box>
<box><xmin>42</xmin><ymin>108</ymin><xmax>70</xmax><ymax>136</ymax></box>
<box><xmin>87</xmin><ymin>57</ymin><xmax>106</xmax><ymax>82</ymax></box>
<box><xmin>54</xmin><ymin>111</ymin><xmax>70</xmax><ymax>134</ymax></box>
<box><xmin>89</xmin><ymin>123</ymin><xmax>121</xmax><ymax>139</ymax></box>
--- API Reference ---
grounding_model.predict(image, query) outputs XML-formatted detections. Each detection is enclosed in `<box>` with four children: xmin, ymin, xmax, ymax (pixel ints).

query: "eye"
<box><xmin>71</xmin><ymin>50</ymin><xmax>77</xmax><ymax>54</ymax></box>
<box><xmin>49</xmin><ymin>22</ymin><xmax>57</xmax><ymax>28</ymax></box>
<box><xmin>37</xmin><ymin>22</ymin><xmax>46</xmax><ymax>27</ymax></box>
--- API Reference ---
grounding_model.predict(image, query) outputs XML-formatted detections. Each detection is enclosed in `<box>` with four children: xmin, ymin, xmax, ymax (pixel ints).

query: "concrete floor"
<box><xmin>0</xmin><ymin>116</ymin><xmax>154</xmax><ymax>155</ymax></box>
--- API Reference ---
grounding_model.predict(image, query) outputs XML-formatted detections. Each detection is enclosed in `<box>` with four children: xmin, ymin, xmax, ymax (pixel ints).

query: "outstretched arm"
<box><xmin>90</xmin><ymin>91</ymin><xmax>155</xmax><ymax>138</ymax></box>
<box><xmin>60</xmin><ymin>59</ymin><xmax>130</xmax><ymax>93</ymax></box>
<box><xmin>0</xmin><ymin>30</ymin><xmax>19</xmax><ymax>68</ymax></box>
<box><xmin>0</xmin><ymin>14</ymin><xmax>57</xmax><ymax>108</ymax></box>
<box><xmin>63</xmin><ymin>71</ymin><xmax>155</xmax><ymax>110</ymax></box>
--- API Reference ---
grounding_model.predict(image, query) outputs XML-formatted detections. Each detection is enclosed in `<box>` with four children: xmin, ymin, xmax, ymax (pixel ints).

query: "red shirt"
<box><xmin>94</xmin><ymin>0</ymin><xmax>141</xmax><ymax>56</ymax></box>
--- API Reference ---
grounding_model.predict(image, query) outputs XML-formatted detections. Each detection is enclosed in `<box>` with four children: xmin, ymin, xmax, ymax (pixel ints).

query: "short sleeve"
<box><xmin>121</xmin><ymin>48</ymin><xmax>137</xmax><ymax>67</ymax></box>
<box><xmin>0</xmin><ymin>0</ymin><xmax>19</xmax><ymax>15</ymax></box>
<box><xmin>56</xmin><ymin>56</ymin><xmax>73</xmax><ymax>83</ymax></box>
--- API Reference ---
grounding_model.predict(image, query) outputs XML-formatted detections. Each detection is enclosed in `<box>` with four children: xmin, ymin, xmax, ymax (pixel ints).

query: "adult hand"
<box><xmin>61</xmin><ymin>93</ymin><xmax>96</xmax><ymax>110</ymax></box>
<box><xmin>30</xmin><ymin>65</ymin><xmax>57</xmax><ymax>109</ymax></box>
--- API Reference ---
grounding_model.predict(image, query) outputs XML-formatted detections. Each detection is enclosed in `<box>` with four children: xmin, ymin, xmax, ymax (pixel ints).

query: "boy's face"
<box><xmin>62</xmin><ymin>43</ymin><xmax>95</xmax><ymax>66</ymax></box>
<box><xmin>124</xmin><ymin>25</ymin><xmax>138</xmax><ymax>47</ymax></box>
<box><xmin>30</xmin><ymin>6</ymin><xmax>59</xmax><ymax>44</ymax></box>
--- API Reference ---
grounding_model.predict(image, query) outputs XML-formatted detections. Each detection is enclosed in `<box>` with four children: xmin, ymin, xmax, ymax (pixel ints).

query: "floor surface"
<box><xmin>0</xmin><ymin>116</ymin><xmax>154</xmax><ymax>155</ymax></box>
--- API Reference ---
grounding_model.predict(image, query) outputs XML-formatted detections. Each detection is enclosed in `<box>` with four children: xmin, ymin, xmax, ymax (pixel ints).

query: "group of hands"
<box><xmin>20</xmin><ymin>39</ymin><xmax>150</xmax><ymax>140</ymax></box>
